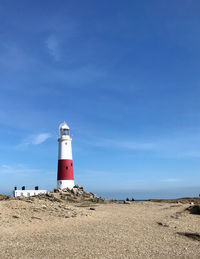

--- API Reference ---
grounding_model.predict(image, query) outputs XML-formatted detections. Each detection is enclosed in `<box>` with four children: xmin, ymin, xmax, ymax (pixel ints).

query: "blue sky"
<box><xmin>0</xmin><ymin>0</ymin><xmax>200</xmax><ymax>199</ymax></box>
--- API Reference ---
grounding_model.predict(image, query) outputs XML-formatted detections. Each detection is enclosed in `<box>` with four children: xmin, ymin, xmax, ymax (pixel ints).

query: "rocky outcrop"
<box><xmin>49</xmin><ymin>185</ymin><xmax>105</xmax><ymax>203</ymax></box>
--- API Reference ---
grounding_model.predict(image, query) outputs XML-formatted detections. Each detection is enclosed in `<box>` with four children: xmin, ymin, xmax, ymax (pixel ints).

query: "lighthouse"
<box><xmin>57</xmin><ymin>122</ymin><xmax>74</xmax><ymax>189</ymax></box>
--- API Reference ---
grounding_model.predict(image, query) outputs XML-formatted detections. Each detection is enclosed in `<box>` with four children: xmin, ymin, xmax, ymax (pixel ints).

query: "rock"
<box><xmin>53</xmin><ymin>188</ymin><xmax>60</xmax><ymax>193</ymax></box>
<box><xmin>177</xmin><ymin>232</ymin><xmax>200</xmax><ymax>241</ymax></box>
<box><xmin>92</xmin><ymin>197</ymin><xmax>99</xmax><ymax>203</ymax></box>
<box><xmin>187</xmin><ymin>205</ymin><xmax>200</xmax><ymax>215</ymax></box>
<box><xmin>31</xmin><ymin>216</ymin><xmax>41</xmax><ymax>220</ymax></box>
<box><xmin>157</xmin><ymin>222</ymin><xmax>169</xmax><ymax>227</ymax></box>
<box><xmin>77</xmin><ymin>190</ymin><xmax>83</xmax><ymax>196</ymax></box>
<box><xmin>0</xmin><ymin>194</ymin><xmax>10</xmax><ymax>200</ymax></box>
<box><xmin>83</xmin><ymin>193</ymin><xmax>90</xmax><ymax>197</ymax></box>
<box><xmin>71</xmin><ymin>188</ymin><xmax>78</xmax><ymax>195</ymax></box>
<box><xmin>61</xmin><ymin>196</ymin><xmax>68</xmax><ymax>200</ymax></box>
<box><xmin>62</xmin><ymin>188</ymin><xmax>71</xmax><ymax>193</ymax></box>
<box><xmin>12</xmin><ymin>215</ymin><xmax>19</xmax><ymax>219</ymax></box>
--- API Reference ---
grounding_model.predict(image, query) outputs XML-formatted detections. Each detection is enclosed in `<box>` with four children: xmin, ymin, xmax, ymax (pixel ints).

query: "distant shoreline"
<box><xmin>1</xmin><ymin>192</ymin><xmax>199</xmax><ymax>205</ymax></box>
<box><xmin>118</xmin><ymin>197</ymin><xmax>200</xmax><ymax>204</ymax></box>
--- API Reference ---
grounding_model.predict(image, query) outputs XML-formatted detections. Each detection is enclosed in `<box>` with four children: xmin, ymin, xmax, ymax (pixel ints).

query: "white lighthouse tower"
<box><xmin>57</xmin><ymin>122</ymin><xmax>74</xmax><ymax>189</ymax></box>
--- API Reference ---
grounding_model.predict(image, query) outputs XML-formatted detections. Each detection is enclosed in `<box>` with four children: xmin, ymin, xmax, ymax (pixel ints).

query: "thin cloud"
<box><xmin>83</xmin><ymin>132</ymin><xmax>200</xmax><ymax>158</ymax></box>
<box><xmin>160</xmin><ymin>178</ymin><xmax>180</xmax><ymax>183</ymax></box>
<box><xmin>0</xmin><ymin>164</ymin><xmax>55</xmax><ymax>181</ymax></box>
<box><xmin>46</xmin><ymin>35</ymin><xmax>61</xmax><ymax>61</ymax></box>
<box><xmin>0</xmin><ymin>164</ymin><xmax>42</xmax><ymax>176</ymax></box>
<box><xmin>18</xmin><ymin>133</ymin><xmax>52</xmax><ymax>147</ymax></box>
<box><xmin>181</xmin><ymin>151</ymin><xmax>200</xmax><ymax>158</ymax></box>
<box><xmin>91</xmin><ymin>139</ymin><xmax>156</xmax><ymax>151</ymax></box>
<box><xmin>30</xmin><ymin>133</ymin><xmax>52</xmax><ymax>145</ymax></box>
<box><xmin>117</xmin><ymin>141</ymin><xmax>156</xmax><ymax>150</ymax></box>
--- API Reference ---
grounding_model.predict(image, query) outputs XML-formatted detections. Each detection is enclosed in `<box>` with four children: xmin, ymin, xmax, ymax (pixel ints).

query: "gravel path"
<box><xmin>0</xmin><ymin>200</ymin><xmax>200</xmax><ymax>258</ymax></box>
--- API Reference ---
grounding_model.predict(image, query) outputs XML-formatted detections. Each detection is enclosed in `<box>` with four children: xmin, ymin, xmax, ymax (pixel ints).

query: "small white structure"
<box><xmin>14</xmin><ymin>190</ymin><xmax>47</xmax><ymax>197</ymax></box>
<box><xmin>13</xmin><ymin>186</ymin><xmax>47</xmax><ymax>197</ymax></box>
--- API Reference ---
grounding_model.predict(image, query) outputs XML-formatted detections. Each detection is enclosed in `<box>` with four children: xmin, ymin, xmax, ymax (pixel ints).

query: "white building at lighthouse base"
<box><xmin>14</xmin><ymin>190</ymin><xmax>47</xmax><ymax>197</ymax></box>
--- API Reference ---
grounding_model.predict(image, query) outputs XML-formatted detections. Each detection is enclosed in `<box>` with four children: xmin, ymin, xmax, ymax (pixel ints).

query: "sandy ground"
<box><xmin>0</xmin><ymin>198</ymin><xmax>200</xmax><ymax>259</ymax></box>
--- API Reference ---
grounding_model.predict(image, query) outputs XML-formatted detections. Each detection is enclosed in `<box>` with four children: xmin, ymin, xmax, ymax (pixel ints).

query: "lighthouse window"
<box><xmin>71</xmin><ymin>163</ymin><xmax>73</xmax><ymax>166</ymax></box>
<box><xmin>62</xmin><ymin>129</ymin><xmax>69</xmax><ymax>135</ymax></box>
<box><xmin>66</xmin><ymin>166</ymin><xmax>68</xmax><ymax>170</ymax></box>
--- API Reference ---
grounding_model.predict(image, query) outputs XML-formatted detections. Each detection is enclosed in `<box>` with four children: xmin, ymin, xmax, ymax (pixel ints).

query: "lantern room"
<box><xmin>59</xmin><ymin>122</ymin><xmax>70</xmax><ymax>137</ymax></box>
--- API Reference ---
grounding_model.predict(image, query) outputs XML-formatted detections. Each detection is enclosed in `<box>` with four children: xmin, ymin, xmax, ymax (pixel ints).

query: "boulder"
<box><xmin>71</xmin><ymin>188</ymin><xmax>78</xmax><ymax>196</ymax></box>
<box><xmin>187</xmin><ymin>205</ymin><xmax>200</xmax><ymax>215</ymax></box>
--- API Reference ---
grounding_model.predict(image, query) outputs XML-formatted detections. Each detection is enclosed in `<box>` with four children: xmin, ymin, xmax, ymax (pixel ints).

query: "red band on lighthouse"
<box><xmin>57</xmin><ymin>122</ymin><xmax>75</xmax><ymax>189</ymax></box>
<box><xmin>57</xmin><ymin>159</ymin><xmax>74</xmax><ymax>180</ymax></box>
